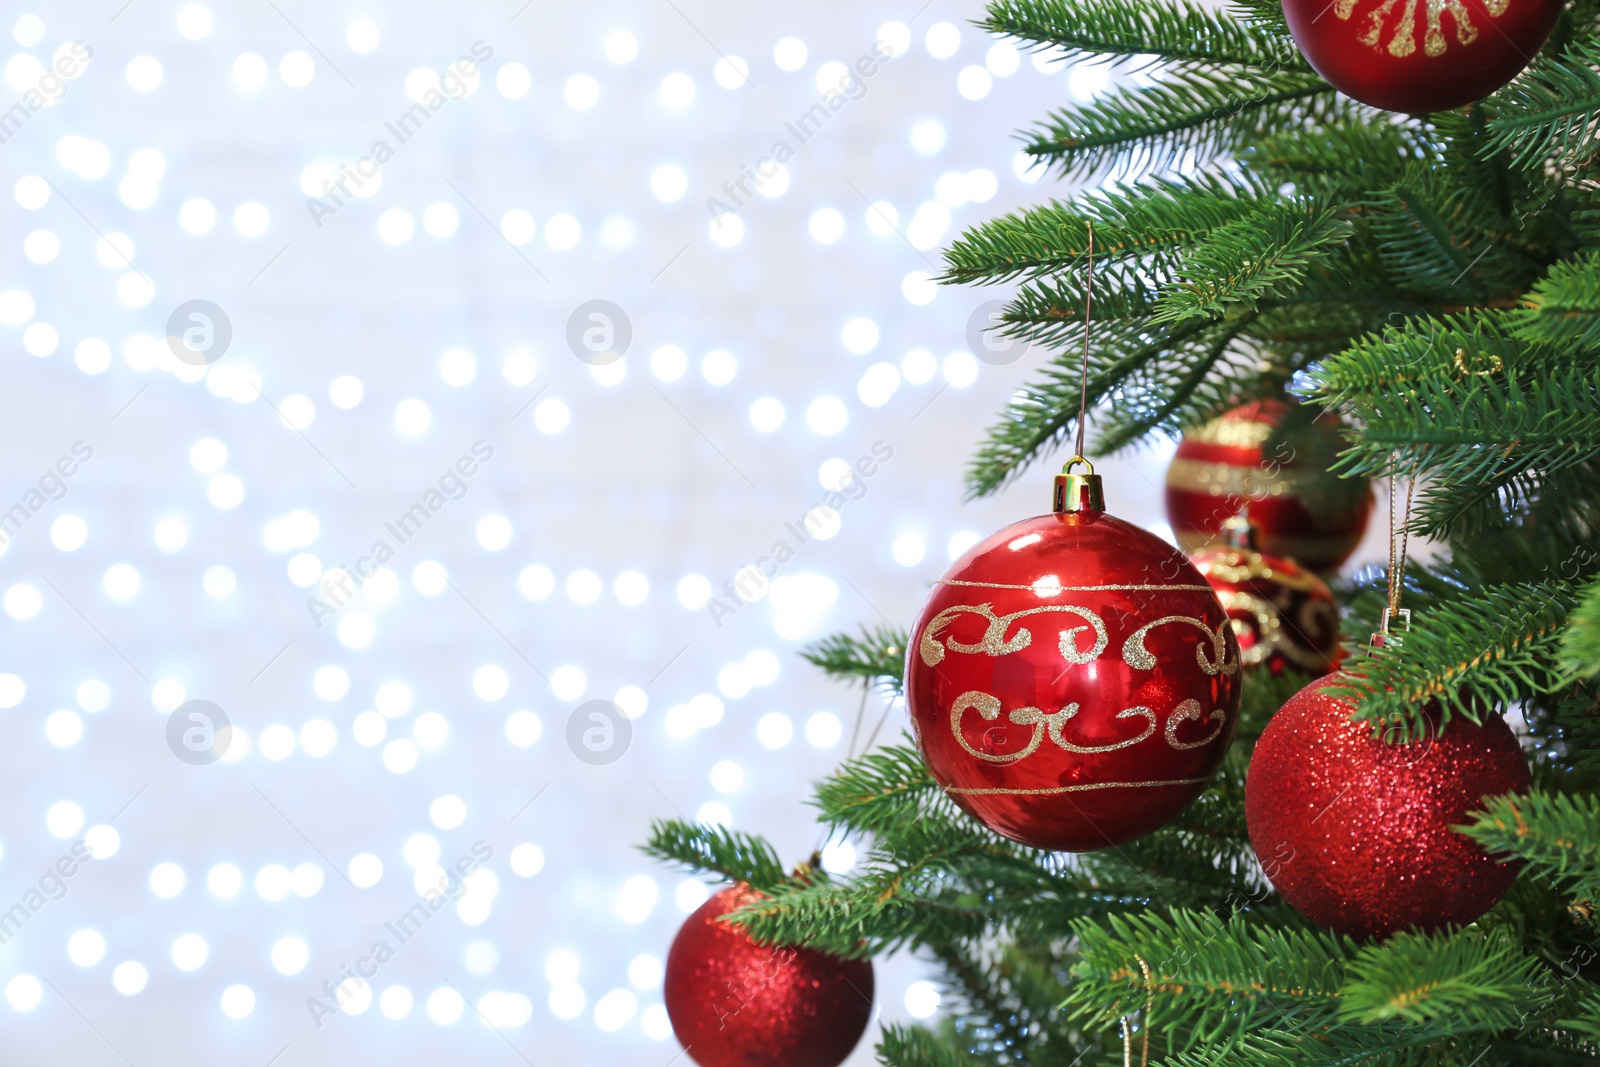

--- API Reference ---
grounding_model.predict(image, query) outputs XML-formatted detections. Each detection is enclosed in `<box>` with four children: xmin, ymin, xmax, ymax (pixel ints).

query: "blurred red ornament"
<box><xmin>1245</xmin><ymin>675</ymin><xmax>1530</xmax><ymax>940</ymax></box>
<box><xmin>1281</xmin><ymin>0</ymin><xmax>1559</xmax><ymax>113</ymax></box>
<box><xmin>1191</xmin><ymin>514</ymin><xmax>1342</xmax><ymax>677</ymax></box>
<box><xmin>1165</xmin><ymin>397</ymin><xmax>1373</xmax><ymax>573</ymax></box>
<box><xmin>906</xmin><ymin>460</ymin><xmax>1242</xmax><ymax>852</ymax></box>
<box><xmin>664</xmin><ymin>883</ymin><xmax>873</xmax><ymax>1067</ymax></box>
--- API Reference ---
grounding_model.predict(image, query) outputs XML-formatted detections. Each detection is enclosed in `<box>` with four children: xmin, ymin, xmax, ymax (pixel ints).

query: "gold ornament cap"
<box><xmin>1053</xmin><ymin>456</ymin><xmax>1104</xmax><ymax>514</ymax></box>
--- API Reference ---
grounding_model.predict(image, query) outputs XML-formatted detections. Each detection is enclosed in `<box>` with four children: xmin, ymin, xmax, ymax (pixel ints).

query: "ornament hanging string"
<box><xmin>817</xmin><ymin>641</ymin><xmax>904</xmax><ymax>855</ymax></box>
<box><xmin>1383</xmin><ymin>455</ymin><xmax>1416</xmax><ymax>635</ymax></box>
<box><xmin>1074</xmin><ymin>221</ymin><xmax>1095</xmax><ymax>461</ymax></box>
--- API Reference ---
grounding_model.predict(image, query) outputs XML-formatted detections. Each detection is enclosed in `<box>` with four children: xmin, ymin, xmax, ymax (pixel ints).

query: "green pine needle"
<box><xmin>1459</xmin><ymin>789</ymin><xmax>1600</xmax><ymax>905</ymax></box>
<box><xmin>1484</xmin><ymin>38</ymin><xmax>1600</xmax><ymax>169</ymax></box>
<box><xmin>1337</xmin><ymin>928</ymin><xmax>1547</xmax><ymax>1029</ymax></box>
<box><xmin>801</xmin><ymin>626</ymin><xmax>909</xmax><ymax>694</ymax></box>
<box><xmin>1562</xmin><ymin>577</ymin><xmax>1600</xmax><ymax>680</ymax></box>
<box><xmin>1063</xmin><ymin>908</ymin><xmax>1352</xmax><ymax>1048</ymax></box>
<box><xmin>640</xmin><ymin>819</ymin><xmax>789</xmax><ymax>891</ymax></box>
<box><xmin>980</xmin><ymin>0</ymin><xmax>1307</xmax><ymax>70</ymax></box>
<box><xmin>1327</xmin><ymin>579</ymin><xmax>1578</xmax><ymax>732</ymax></box>
<box><xmin>1020</xmin><ymin>68</ymin><xmax>1338</xmax><ymax>179</ymax></box>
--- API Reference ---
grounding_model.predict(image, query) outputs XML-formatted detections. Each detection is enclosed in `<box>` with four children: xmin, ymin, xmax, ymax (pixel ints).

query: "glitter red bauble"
<box><xmin>1281</xmin><ymin>0</ymin><xmax>1559</xmax><ymax>113</ymax></box>
<box><xmin>1191</xmin><ymin>522</ymin><xmax>1342</xmax><ymax>677</ymax></box>
<box><xmin>1245</xmin><ymin>675</ymin><xmax>1531</xmax><ymax>940</ymax></box>
<box><xmin>906</xmin><ymin>495</ymin><xmax>1243</xmax><ymax>852</ymax></box>
<box><xmin>1165</xmin><ymin>398</ymin><xmax>1373</xmax><ymax>573</ymax></box>
<box><xmin>664</xmin><ymin>884</ymin><xmax>874</xmax><ymax>1067</ymax></box>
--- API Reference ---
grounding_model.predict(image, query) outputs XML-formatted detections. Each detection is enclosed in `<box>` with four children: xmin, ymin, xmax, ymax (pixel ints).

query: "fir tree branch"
<box><xmin>1156</xmin><ymin>1026</ymin><xmax>1493</xmax><ymax>1066</ymax></box>
<box><xmin>1242</xmin><ymin>120</ymin><xmax>1436</xmax><ymax>186</ymax></box>
<box><xmin>813</xmin><ymin>741</ymin><xmax>941</xmax><ymax>839</ymax></box>
<box><xmin>1150</xmin><ymin>203</ymin><xmax>1351</xmax><ymax>324</ymax></box>
<box><xmin>939</xmin><ymin>174</ymin><xmax>1271</xmax><ymax>286</ymax></box>
<box><xmin>1513</xmin><ymin>251</ymin><xmax>1600</xmax><ymax>352</ymax></box>
<box><xmin>980</xmin><ymin>0</ymin><xmax>1308</xmax><ymax>70</ymax></box>
<box><xmin>1562</xmin><ymin>576</ymin><xmax>1600</xmax><ymax>680</ymax></box>
<box><xmin>1562</xmin><ymin>992</ymin><xmax>1600</xmax><ymax>1042</ymax></box>
<box><xmin>1311</xmin><ymin>311</ymin><xmax>1526</xmax><ymax>404</ymax></box>
<box><xmin>1328</xmin><ymin>580</ymin><xmax>1578</xmax><ymax>732</ymax></box>
<box><xmin>1090</xmin><ymin>317</ymin><xmax>1288</xmax><ymax>453</ymax></box>
<box><xmin>1484</xmin><ymin>39</ymin><xmax>1600</xmax><ymax>170</ymax></box>
<box><xmin>802</xmin><ymin>627</ymin><xmax>909</xmax><ymax>694</ymax></box>
<box><xmin>1550</xmin><ymin>680</ymin><xmax>1600</xmax><ymax>779</ymax></box>
<box><xmin>994</xmin><ymin>264</ymin><xmax>1161</xmax><ymax>348</ymax></box>
<box><xmin>1361</xmin><ymin>173</ymin><xmax>1527</xmax><ymax>303</ymax></box>
<box><xmin>1312</xmin><ymin>314</ymin><xmax>1600</xmax><ymax>535</ymax></box>
<box><xmin>724</xmin><ymin>859</ymin><xmax>994</xmax><ymax>957</ymax></box>
<box><xmin>1020</xmin><ymin>69</ymin><xmax>1338</xmax><ymax>180</ymax></box>
<box><xmin>1063</xmin><ymin>909</ymin><xmax>1352</xmax><ymax>1049</ymax></box>
<box><xmin>640</xmin><ymin>819</ymin><xmax>789</xmax><ymax>891</ymax></box>
<box><xmin>934</xmin><ymin>943</ymin><xmax>1036</xmax><ymax>1056</ymax></box>
<box><xmin>1459</xmin><ymin>790</ymin><xmax>1600</xmax><ymax>904</ymax></box>
<box><xmin>1337</xmin><ymin>929</ymin><xmax>1548</xmax><ymax>1029</ymax></box>
<box><xmin>876</xmin><ymin>1024</ymin><xmax>990</xmax><ymax>1067</ymax></box>
<box><xmin>962</xmin><ymin>317</ymin><xmax>1218</xmax><ymax>497</ymax></box>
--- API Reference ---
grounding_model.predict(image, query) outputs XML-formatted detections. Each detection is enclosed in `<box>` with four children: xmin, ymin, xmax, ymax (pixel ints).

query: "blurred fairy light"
<box><xmin>0</xmin><ymin>7</ymin><xmax>1130</xmax><ymax>1060</ymax></box>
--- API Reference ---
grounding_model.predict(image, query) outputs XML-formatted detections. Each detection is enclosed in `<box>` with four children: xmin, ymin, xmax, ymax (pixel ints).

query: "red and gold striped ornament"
<box><xmin>1165</xmin><ymin>398</ymin><xmax>1373</xmax><ymax>574</ymax></box>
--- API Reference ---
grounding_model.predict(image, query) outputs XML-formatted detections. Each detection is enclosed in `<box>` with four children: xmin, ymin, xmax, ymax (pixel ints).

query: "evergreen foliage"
<box><xmin>642</xmin><ymin>0</ymin><xmax>1600</xmax><ymax>1062</ymax></box>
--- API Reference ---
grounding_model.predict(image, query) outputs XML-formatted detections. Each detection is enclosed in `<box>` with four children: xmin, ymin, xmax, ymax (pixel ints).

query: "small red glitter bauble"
<box><xmin>1165</xmin><ymin>398</ymin><xmax>1372</xmax><ymax>573</ymax></box>
<box><xmin>906</xmin><ymin>463</ymin><xmax>1242</xmax><ymax>852</ymax></box>
<box><xmin>664</xmin><ymin>884</ymin><xmax>873</xmax><ymax>1067</ymax></box>
<box><xmin>1191</xmin><ymin>517</ymin><xmax>1342</xmax><ymax>677</ymax></box>
<box><xmin>1245</xmin><ymin>675</ymin><xmax>1531</xmax><ymax>940</ymax></box>
<box><xmin>1281</xmin><ymin>0</ymin><xmax>1559</xmax><ymax>113</ymax></box>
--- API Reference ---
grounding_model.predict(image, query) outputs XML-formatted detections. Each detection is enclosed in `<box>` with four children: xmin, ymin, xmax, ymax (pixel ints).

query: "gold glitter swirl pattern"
<box><xmin>950</xmin><ymin>691</ymin><xmax>1043</xmax><ymax>763</ymax></box>
<box><xmin>1017</xmin><ymin>702</ymin><xmax>1157</xmax><ymax>754</ymax></box>
<box><xmin>1122</xmin><ymin>615</ymin><xmax>1238</xmax><ymax>677</ymax></box>
<box><xmin>1164</xmin><ymin>698</ymin><xmax>1227</xmax><ymax>750</ymax></box>
<box><xmin>917</xmin><ymin>603</ymin><xmax>1109</xmax><ymax>668</ymax></box>
<box><xmin>949</xmin><ymin>689</ymin><xmax>1223</xmax><ymax>763</ymax></box>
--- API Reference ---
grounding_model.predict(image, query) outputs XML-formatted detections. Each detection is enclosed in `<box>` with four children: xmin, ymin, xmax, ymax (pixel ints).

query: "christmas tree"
<box><xmin>645</xmin><ymin>0</ymin><xmax>1600</xmax><ymax>1063</ymax></box>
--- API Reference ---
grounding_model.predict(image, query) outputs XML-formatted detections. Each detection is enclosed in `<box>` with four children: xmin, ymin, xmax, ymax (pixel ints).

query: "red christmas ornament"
<box><xmin>1281</xmin><ymin>0</ymin><xmax>1560</xmax><ymax>113</ymax></box>
<box><xmin>664</xmin><ymin>883</ymin><xmax>874</xmax><ymax>1067</ymax></box>
<box><xmin>1165</xmin><ymin>397</ymin><xmax>1373</xmax><ymax>574</ymax></box>
<box><xmin>1245</xmin><ymin>675</ymin><xmax>1531</xmax><ymax>940</ymax></box>
<box><xmin>906</xmin><ymin>460</ymin><xmax>1243</xmax><ymax>852</ymax></box>
<box><xmin>1191</xmin><ymin>514</ymin><xmax>1342</xmax><ymax>677</ymax></box>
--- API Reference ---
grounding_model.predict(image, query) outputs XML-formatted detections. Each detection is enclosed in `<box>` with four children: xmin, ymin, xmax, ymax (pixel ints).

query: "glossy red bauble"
<box><xmin>1165</xmin><ymin>398</ymin><xmax>1372</xmax><ymax>573</ymax></box>
<box><xmin>906</xmin><ymin>482</ymin><xmax>1242</xmax><ymax>852</ymax></box>
<box><xmin>1245</xmin><ymin>675</ymin><xmax>1531</xmax><ymax>940</ymax></box>
<box><xmin>1191</xmin><ymin>519</ymin><xmax>1342</xmax><ymax>677</ymax></box>
<box><xmin>1281</xmin><ymin>0</ymin><xmax>1560</xmax><ymax>113</ymax></box>
<box><xmin>664</xmin><ymin>884</ymin><xmax>874</xmax><ymax>1067</ymax></box>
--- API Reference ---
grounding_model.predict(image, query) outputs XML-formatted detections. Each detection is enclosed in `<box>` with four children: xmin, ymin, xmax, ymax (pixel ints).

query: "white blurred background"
<box><xmin>0</xmin><ymin>2</ymin><xmax>1394</xmax><ymax>1063</ymax></box>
